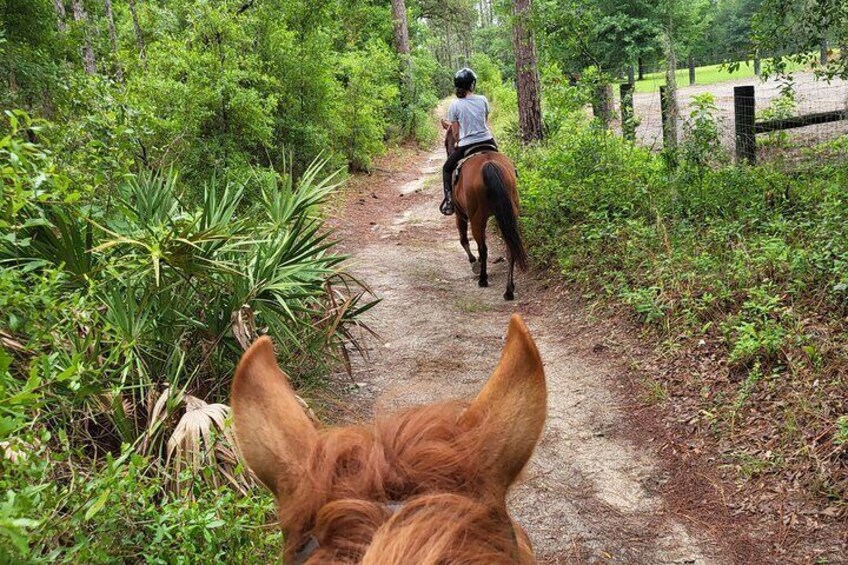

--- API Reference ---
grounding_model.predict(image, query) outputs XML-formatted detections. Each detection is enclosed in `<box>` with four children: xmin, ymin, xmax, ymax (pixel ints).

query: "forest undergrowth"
<box><xmin>496</xmin><ymin>70</ymin><xmax>848</xmax><ymax>526</ymax></box>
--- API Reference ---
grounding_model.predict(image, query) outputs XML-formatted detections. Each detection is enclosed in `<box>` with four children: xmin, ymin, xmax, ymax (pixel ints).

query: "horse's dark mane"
<box><xmin>279</xmin><ymin>402</ymin><xmax>525</xmax><ymax>564</ymax></box>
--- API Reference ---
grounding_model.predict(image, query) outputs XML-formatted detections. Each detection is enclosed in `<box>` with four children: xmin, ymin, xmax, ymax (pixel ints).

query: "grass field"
<box><xmin>634</xmin><ymin>59</ymin><xmax>808</xmax><ymax>93</ymax></box>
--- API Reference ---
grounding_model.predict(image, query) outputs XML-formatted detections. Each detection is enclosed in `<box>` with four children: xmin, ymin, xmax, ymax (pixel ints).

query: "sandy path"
<box><xmin>330</xmin><ymin>145</ymin><xmax>738</xmax><ymax>564</ymax></box>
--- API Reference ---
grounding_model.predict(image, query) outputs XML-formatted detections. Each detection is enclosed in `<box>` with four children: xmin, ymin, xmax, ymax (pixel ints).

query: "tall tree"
<box><xmin>128</xmin><ymin>0</ymin><xmax>146</xmax><ymax>68</ymax></box>
<box><xmin>53</xmin><ymin>0</ymin><xmax>68</xmax><ymax>32</ymax></box>
<box><xmin>512</xmin><ymin>0</ymin><xmax>543</xmax><ymax>142</ymax></box>
<box><xmin>103</xmin><ymin>0</ymin><xmax>123</xmax><ymax>81</ymax></box>
<box><xmin>391</xmin><ymin>0</ymin><xmax>414</xmax><ymax>114</ymax></box>
<box><xmin>70</xmin><ymin>0</ymin><xmax>95</xmax><ymax>75</ymax></box>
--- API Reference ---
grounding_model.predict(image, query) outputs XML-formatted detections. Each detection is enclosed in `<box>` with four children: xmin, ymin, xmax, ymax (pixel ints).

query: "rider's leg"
<box><xmin>441</xmin><ymin>147</ymin><xmax>464</xmax><ymax>215</ymax></box>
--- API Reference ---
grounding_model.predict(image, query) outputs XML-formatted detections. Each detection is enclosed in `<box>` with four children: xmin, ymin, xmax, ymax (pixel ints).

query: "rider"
<box><xmin>441</xmin><ymin>68</ymin><xmax>497</xmax><ymax>216</ymax></box>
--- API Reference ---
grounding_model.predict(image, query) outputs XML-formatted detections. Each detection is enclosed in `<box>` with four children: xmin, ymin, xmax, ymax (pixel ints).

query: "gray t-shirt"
<box><xmin>447</xmin><ymin>94</ymin><xmax>493</xmax><ymax>147</ymax></box>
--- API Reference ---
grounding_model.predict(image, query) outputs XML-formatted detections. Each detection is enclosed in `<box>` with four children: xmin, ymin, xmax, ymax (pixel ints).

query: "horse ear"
<box><xmin>231</xmin><ymin>336</ymin><xmax>318</xmax><ymax>497</ymax></box>
<box><xmin>440</xmin><ymin>118</ymin><xmax>451</xmax><ymax>130</ymax></box>
<box><xmin>461</xmin><ymin>314</ymin><xmax>546</xmax><ymax>490</ymax></box>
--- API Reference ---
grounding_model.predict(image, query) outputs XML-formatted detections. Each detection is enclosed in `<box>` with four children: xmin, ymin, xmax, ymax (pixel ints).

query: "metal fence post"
<box><xmin>734</xmin><ymin>85</ymin><xmax>756</xmax><ymax>165</ymax></box>
<box><xmin>619</xmin><ymin>83</ymin><xmax>635</xmax><ymax>141</ymax></box>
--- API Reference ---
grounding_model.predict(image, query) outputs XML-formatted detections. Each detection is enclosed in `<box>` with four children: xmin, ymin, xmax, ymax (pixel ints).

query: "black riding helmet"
<box><xmin>454</xmin><ymin>68</ymin><xmax>477</xmax><ymax>91</ymax></box>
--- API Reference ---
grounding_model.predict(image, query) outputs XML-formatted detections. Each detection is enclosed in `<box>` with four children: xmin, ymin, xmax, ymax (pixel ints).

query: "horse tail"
<box><xmin>483</xmin><ymin>161</ymin><xmax>527</xmax><ymax>271</ymax></box>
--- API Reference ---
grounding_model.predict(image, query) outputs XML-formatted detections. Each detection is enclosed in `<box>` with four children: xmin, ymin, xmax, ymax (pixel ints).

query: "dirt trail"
<box><xmin>330</xmin><ymin>144</ymin><xmax>740</xmax><ymax>564</ymax></box>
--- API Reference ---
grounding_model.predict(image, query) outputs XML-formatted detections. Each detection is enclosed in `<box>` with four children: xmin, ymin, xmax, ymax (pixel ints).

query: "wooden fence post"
<box><xmin>592</xmin><ymin>83</ymin><xmax>613</xmax><ymax>129</ymax></box>
<box><xmin>688</xmin><ymin>55</ymin><xmax>696</xmax><ymax>86</ymax></box>
<box><xmin>659</xmin><ymin>86</ymin><xmax>673</xmax><ymax>149</ymax></box>
<box><xmin>734</xmin><ymin>85</ymin><xmax>756</xmax><ymax>165</ymax></box>
<box><xmin>619</xmin><ymin>83</ymin><xmax>635</xmax><ymax>141</ymax></box>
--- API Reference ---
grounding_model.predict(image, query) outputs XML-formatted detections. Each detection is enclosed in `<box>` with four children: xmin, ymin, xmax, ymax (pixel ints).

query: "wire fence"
<box><xmin>603</xmin><ymin>62</ymin><xmax>848</xmax><ymax>165</ymax></box>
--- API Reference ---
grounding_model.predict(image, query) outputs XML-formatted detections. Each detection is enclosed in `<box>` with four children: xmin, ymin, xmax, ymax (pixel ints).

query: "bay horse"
<box><xmin>231</xmin><ymin>314</ymin><xmax>547</xmax><ymax>564</ymax></box>
<box><xmin>441</xmin><ymin>120</ymin><xmax>527</xmax><ymax>300</ymax></box>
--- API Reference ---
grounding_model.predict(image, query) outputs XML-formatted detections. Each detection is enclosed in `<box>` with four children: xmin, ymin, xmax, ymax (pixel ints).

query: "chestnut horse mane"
<box><xmin>281</xmin><ymin>401</ymin><xmax>526</xmax><ymax>564</ymax></box>
<box><xmin>232</xmin><ymin>316</ymin><xmax>546</xmax><ymax>564</ymax></box>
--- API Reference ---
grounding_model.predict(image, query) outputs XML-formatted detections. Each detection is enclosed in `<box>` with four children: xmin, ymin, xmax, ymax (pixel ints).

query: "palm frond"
<box><xmin>165</xmin><ymin>394</ymin><xmax>252</xmax><ymax>496</ymax></box>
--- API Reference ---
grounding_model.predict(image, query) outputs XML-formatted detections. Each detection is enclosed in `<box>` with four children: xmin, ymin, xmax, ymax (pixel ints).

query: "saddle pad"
<box><xmin>452</xmin><ymin>147</ymin><xmax>498</xmax><ymax>187</ymax></box>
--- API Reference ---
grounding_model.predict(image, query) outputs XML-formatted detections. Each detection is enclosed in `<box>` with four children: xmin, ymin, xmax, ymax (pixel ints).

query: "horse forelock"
<box><xmin>279</xmin><ymin>402</ymin><xmax>528</xmax><ymax>564</ymax></box>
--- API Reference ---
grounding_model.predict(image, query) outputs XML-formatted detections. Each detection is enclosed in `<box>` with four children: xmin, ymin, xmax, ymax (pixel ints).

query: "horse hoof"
<box><xmin>478</xmin><ymin>279</ymin><xmax>488</xmax><ymax>288</ymax></box>
<box><xmin>472</xmin><ymin>261</ymin><xmax>481</xmax><ymax>275</ymax></box>
<box><xmin>503</xmin><ymin>290</ymin><xmax>514</xmax><ymax>301</ymax></box>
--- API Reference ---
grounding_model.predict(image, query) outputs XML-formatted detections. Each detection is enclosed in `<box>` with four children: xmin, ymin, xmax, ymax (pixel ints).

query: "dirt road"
<box><xmin>329</xmin><ymin>144</ymin><xmax>758</xmax><ymax>564</ymax></box>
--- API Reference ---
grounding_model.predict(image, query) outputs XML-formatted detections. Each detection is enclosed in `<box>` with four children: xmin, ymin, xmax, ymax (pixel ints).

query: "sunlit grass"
<box><xmin>634</xmin><ymin>59</ymin><xmax>809</xmax><ymax>93</ymax></box>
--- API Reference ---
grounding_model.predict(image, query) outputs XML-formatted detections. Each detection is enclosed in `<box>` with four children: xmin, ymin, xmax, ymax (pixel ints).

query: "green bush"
<box><xmin>0</xmin><ymin>441</ymin><xmax>280</xmax><ymax>563</ymax></box>
<box><xmin>0</xmin><ymin>119</ymin><xmax>372</xmax><ymax>559</ymax></box>
<box><xmin>510</xmin><ymin>102</ymin><xmax>848</xmax><ymax>501</ymax></box>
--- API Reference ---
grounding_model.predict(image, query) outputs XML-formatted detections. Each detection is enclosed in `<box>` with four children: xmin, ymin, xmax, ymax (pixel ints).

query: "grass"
<box><xmin>634</xmin><ymin>58</ymin><xmax>809</xmax><ymax>93</ymax></box>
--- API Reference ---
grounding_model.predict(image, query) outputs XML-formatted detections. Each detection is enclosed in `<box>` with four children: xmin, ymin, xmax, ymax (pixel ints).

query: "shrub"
<box><xmin>1</xmin><ymin>121</ymin><xmax>372</xmax><ymax>559</ymax></box>
<box><xmin>509</xmin><ymin>103</ymin><xmax>848</xmax><ymax>502</ymax></box>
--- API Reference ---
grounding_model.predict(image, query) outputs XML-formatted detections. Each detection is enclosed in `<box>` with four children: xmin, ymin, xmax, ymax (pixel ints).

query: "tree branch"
<box><xmin>236</xmin><ymin>0</ymin><xmax>257</xmax><ymax>15</ymax></box>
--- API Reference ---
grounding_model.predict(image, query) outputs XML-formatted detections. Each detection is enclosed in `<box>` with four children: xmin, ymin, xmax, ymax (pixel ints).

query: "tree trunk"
<box><xmin>7</xmin><ymin>66</ymin><xmax>18</xmax><ymax>97</ymax></box>
<box><xmin>627</xmin><ymin>63</ymin><xmax>635</xmax><ymax>84</ymax></box>
<box><xmin>71</xmin><ymin>0</ymin><xmax>96</xmax><ymax>75</ymax></box>
<box><xmin>390</xmin><ymin>0</ymin><xmax>414</xmax><ymax>126</ymax></box>
<box><xmin>447</xmin><ymin>26</ymin><xmax>457</xmax><ymax>70</ymax></box>
<box><xmin>637</xmin><ymin>57</ymin><xmax>645</xmax><ymax>81</ymax></box>
<box><xmin>754</xmin><ymin>51</ymin><xmax>761</xmax><ymax>76</ymax></box>
<box><xmin>129</xmin><ymin>0</ymin><xmax>147</xmax><ymax>69</ymax></box>
<box><xmin>661</xmin><ymin>32</ymin><xmax>679</xmax><ymax>151</ymax></box>
<box><xmin>53</xmin><ymin>0</ymin><xmax>68</xmax><ymax>32</ymax></box>
<box><xmin>103</xmin><ymin>0</ymin><xmax>123</xmax><ymax>81</ymax></box>
<box><xmin>821</xmin><ymin>34</ymin><xmax>828</xmax><ymax>66</ymax></box>
<box><xmin>512</xmin><ymin>0</ymin><xmax>543</xmax><ymax>143</ymax></box>
<box><xmin>390</xmin><ymin>0</ymin><xmax>411</xmax><ymax>58</ymax></box>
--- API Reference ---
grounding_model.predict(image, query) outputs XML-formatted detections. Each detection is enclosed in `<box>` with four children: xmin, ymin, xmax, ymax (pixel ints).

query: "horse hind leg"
<box><xmin>471</xmin><ymin>217</ymin><xmax>488</xmax><ymax>287</ymax></box>
<box><xmin>504</xmin><ymin>255</ymin><xmax>515</xmax><ymax>301</ymax></box>
<box><xmin>456</xmin><ymin>214</ymin><xmax>476</xmax><ymax>266</ymax></box>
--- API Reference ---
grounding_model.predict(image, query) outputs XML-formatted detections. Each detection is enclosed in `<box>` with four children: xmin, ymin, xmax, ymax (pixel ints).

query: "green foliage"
<box><xmin>510</xmin><ymin>98</ymin><xmax>848</xmax><ymax>500</ymax></box>
<box><xmin>835</xmin><ymin>416</ymin><xmax>848</xmax><ymax>446</ymax></box>
<box><xmin>0</xmin><ymin>119</ymin><xmax>372</xmax><ymax>559</ymax></box>
<box><xmin>336</xmin><ymin>42</ymin><xmax>399</xmax><ymax>171</ymax></box>
<box><xmin>0</xmin><ymin>442</ymin><xmax>280</xmax><ymax>563</ymax></box>
<box><xmin>1</xmin><ymin>0</ymin><xmax>435</xmax><ymax>557</ymax></box>
<box><xmin>754</xmin><ymin>0</ymin><xmax>848</xmax><ymax>80</ymax></box>
<box><xmin>2</xmin><ymin>0</ymin><xmax>440</xmax><ymax>180</ymax></box>
<box><xmin>679</xmin><ymin>93</ymin><xmax>727</xmax><ymax>171</ymax></box>
<box><xmin>757</xmin><ymin>81</ymin><xmax>797</xmax><ymax>148</ymax></box>
<box><xmin>0</xmin><ymin>111</ymin><xmax>78</xmax><ymax>230</ymax></box>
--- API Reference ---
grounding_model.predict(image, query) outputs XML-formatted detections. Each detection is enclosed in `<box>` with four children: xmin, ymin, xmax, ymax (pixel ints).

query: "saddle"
<box><xmin>452</xmin><ymin>143</ymin><xmax>499</xmax><ymax>187</ymax></box>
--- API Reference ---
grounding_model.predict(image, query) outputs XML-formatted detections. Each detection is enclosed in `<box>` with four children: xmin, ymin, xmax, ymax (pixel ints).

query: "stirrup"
<box><xmin>440</xmin><ymin>198</ymin><xmax>455</xmax><ymax>216</ymax></box>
